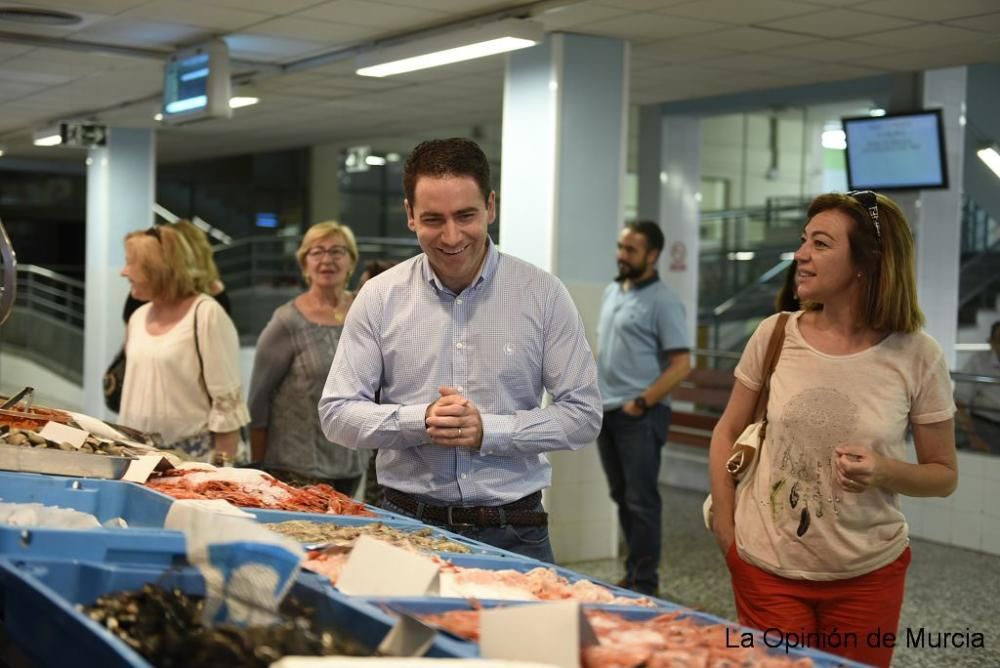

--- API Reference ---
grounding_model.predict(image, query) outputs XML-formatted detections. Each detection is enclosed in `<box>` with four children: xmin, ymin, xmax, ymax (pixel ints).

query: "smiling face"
<box><xmin>405</xmin><ymin>175</ymin><xmax>495</xmax><ymax>293</ymax></box>
<box><xmin>794</xmin><ymin>209</ymin><xmax>862</xmax><ymax>305</ymax></box>
<box><xmin>303</xmin><ymin>232</ymin><xmax>353</xmax><ymax>289</ymax></box>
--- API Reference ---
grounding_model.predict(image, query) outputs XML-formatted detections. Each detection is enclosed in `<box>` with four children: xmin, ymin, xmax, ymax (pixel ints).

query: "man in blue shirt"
<box><xmin>597</xmin><ymin>221</ymin><xmax>691</xmax><ymax>595</ymax></box>
<box><xmin>319</xmin><ymin>138</ymin><xmax>602</xmax><ymax>561</ymax></box>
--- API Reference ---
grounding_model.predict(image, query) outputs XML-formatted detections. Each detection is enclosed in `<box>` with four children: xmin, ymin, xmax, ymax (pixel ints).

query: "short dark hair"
<box><xmin>403</xmin><ymin>138</ymin><xmax>492</xmax><ymax>205</ymax></box>
<box><xmin>624</xmin><ymin>220</ymin><xmax>665</xmax><ymax>254</ymax></box>
<box><xmin>990</xmin><ymin>320</ymin><xmax>1000</xmax><ymax>341</ymax></box>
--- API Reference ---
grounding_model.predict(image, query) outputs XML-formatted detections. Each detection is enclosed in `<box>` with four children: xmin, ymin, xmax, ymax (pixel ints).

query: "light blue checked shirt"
<box><xmin>319</xmin><ymin>239</ymin><xmax>602</xmax><ymax>505</ymax></box>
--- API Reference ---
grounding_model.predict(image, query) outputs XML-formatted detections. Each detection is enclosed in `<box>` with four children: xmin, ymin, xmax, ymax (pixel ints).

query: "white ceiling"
<box><xmin>0</xmin><ymin>0</ymin><xmax>997</xmax><ymax>163</ymax></box>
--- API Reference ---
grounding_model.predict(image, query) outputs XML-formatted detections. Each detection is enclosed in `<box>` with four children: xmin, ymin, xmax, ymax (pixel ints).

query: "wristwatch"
<box><xmin>633</xmin><ymin>396</ymin><xmax>648</xmax><ymax>413</ymax></box>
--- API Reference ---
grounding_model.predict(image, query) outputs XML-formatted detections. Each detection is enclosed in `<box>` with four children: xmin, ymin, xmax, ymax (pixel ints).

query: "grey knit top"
<box><xmin>248</xmin><ymin>300</ymin><xmax>368</xmax><ymax>479</ymax></box>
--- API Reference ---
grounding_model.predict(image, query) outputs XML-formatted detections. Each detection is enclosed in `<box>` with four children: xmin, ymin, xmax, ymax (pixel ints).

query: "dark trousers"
<box><xmin>596</xmin><ymin>404</ymin><xmax>670</xmax><ymax>595</ymax></box>
<box><xmin>381</xmin><ymin>497</ymin><xmax>555</xmax><ymax>563</ymax></box>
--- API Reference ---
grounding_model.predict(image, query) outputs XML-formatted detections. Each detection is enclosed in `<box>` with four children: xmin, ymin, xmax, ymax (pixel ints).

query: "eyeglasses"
<box><xmin>847</xmin><ymin>190</ymin><xmax>881</xmax><ymax>245</ymax></box>
<box><xmin>306</xmin><ymin>245</ymin><xmax>350</xmax><ymax>260</ymax></box>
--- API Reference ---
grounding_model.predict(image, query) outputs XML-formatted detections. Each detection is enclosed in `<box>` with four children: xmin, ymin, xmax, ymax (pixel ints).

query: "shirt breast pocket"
<box><xmin>494</xmin><ymin>338</ymin><xmax>541</xmax><ymax>401</ymax></box>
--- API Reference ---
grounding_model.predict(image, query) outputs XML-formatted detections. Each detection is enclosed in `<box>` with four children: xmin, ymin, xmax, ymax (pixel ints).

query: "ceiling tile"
<box><xmin>852</xmin><ymin>0</ymin><xmax>1000</xmax><ymax>21</ymax></box>
<box><xmin>200</xmin><ymin>0</ymin><xmax>318</xmax><ymax>12</ymax></box>
<box><xmin>760</xmin><ymin>8</ymin><xmax>917</xmax><ymax>38</ymax></box>
<box><xmin>31</xmin><ymin>0</ymin><xmax>148</xmax><ymax>13</ymax></box>
<box><xmin>593</xmin><ymin>0</ymin><xmax>691</xmax><ymax>9</ymax></box>
<box><xmin>120</xmin><ymin>1</ymin><xmax>272</xmax><ymax>31</ymax></box>
<box><xmin>575</xmin><ymin>12</ymin><xmax>727</xmax><ymax>40</ymax></box>
<box><xmin>631</xmin><ymin>40</ymin><xmax>739</xmax><ymax>64</ymax></box>
<box><xmin>70</xmin><ymin>18</ymin><xmax>208</xmax><ymax>48</ymax></box>
<box><xmin>846</xmin><ymin>49</ymin><xmax>968</xmax><ymax>72</ymax></box>
<box><xmin>242</xmin><ymin>16</ymin><xmax>380</xmax><ymax>44</ymax></box>
<box><xmin>946</xmin><ymin>12</ymin><xmax>1000</xmax><ymax>33</ymax></box>
<box><xmin>779</xmin><ymin>61</ymin><xmax>888</xmax><ymax>83</ymax></box>
<box><xmin>657</xmin><ymin>0</ymin><xmax>822</xmax><ymax>25</ymax></box>
<box><xmin>698</xmin><ymin>52</ymin><xmax>817</xmax><ymax>71</ymax></box>
<box><xmin>381</xmin><ymin>0</ymin><xmax>534</xmax><ymax>11</ymax></box>
<box><xmin>224</xmin><ymin>34</ymin><xmax>332</xmax><ymax>62</ymax></box>
<box><xmin>674</xmin><ymin>26</ymin><xmax>817</xmax><ymax>50</ymax></box>
<box><xmin>853</xmin><ymin>24</ymin><xmax>992</xmax><ymax>49</ymax></box>
<box><xmin>767</xmin><ymin>39</ymin><xmax>897</xmax><ymax>62</ymax></box>
<box><xmin>0</xmin><ymin>80</ymin><xmax>47</xmax><ymax>100</ymax></box>
<box><xmin>296</xmin><ymin>0</ymin><xmax>447</xmax><ymax>29</ymax></box>
<box><xmin>533</xmin><ymin>3</ymin><xmax>630</xmax><ymax>30</ymax></box>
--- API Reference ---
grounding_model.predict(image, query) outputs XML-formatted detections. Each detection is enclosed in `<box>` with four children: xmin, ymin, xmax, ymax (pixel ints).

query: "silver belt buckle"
<box><xmin>446</xmin><ymin>505</ymin><xmax>476</xmax><ymax>528</ymax></box>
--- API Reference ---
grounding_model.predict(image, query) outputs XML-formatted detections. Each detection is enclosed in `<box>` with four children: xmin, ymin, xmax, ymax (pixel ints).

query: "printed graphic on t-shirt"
<box><xmin>773</xmin><ymin>387</ymin><xmax>859</xmax><ymax>537</ymax></box>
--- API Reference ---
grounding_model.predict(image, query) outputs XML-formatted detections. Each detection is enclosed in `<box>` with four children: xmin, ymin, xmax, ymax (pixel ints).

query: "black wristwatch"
<box><xmin>633</xmin><ymin>396</ymin><xmax>648</xmax><ymax>413</ymax></box>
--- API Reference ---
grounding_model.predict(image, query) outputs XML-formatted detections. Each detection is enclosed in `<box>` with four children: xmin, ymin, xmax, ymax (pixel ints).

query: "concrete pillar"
<box><xmin>657</xmin><ymin>116</ymin><xmax>701</xmax><ymax>354</ymax></box>
<box><xmin>916</xmin><ymin>67</ymin><xmax>966</xmax><ymax>368</ymax></box>
<box><xmin>501</xmin><ymin>32</ymin><xmax>628</xmax><ymax>562</ymax></box>
<box><xmin>83</xmin><ymin>128</ymin><xmax>154</xmax><ymax>418</ymax></box>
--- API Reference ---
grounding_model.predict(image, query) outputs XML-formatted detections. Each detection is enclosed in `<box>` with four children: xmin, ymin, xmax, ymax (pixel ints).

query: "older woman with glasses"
<box><xmin>119</xmin><ymin>225</ymin><xmax>249</xmax><ymax>461</ymax></box>
<box><xmin>709</xmin><ymin>191</ymin><xmax>957</xmax><ymax>668</ymax></box>
<box><xmin>247</xmin><ymin>221</ymin><xmax>369</xmax><ymax>496</ymax></box>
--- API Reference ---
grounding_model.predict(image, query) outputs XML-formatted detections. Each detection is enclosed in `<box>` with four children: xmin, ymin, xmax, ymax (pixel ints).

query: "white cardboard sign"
<box><xmin>38</xmin><ymin>421</ymin><xmax>89</xmax><ymax>449</ymax></box>
<box><xmin>336</xmin><ymin>535</ymin><xmax>440</xmax><ymax>597</ymax></box>
<box><xmin>480</xmin><ymin>601</ymin><xmax>597</xmax><ymax>668</ymax></box>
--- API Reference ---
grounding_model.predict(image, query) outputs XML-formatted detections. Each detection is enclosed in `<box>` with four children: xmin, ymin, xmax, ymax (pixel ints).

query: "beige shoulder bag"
<box><xmin>702</xmin><ymin>312</ymin><xmax>790</xmax><ymax>530</ymax></box>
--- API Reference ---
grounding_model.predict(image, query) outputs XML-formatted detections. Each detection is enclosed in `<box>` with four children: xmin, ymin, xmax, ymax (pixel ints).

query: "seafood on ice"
<box><xmin>146</xmin><ymin>465</ymin><xmax>374</xmax><ymax>516</ymax></box>
<box><xmin>265</xmin><ymin>520</ymin><xmax>471</xmax><ymax>554</ymax></box>
<box><xmin>304</xmin><ymin>551</ymin><xmax>651</xmax><ymax>606</ymax></box>
<box><xmin>416</xmin><ymin>607</ymin><xmax>814</xmax><ymax>668</ymax></box>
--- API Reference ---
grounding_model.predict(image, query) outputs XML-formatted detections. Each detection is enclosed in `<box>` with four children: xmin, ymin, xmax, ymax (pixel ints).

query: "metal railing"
<box><xmin>13</xmin><ymin>265</ymin><xmax>85</xmax><ymax>329</ymax></box>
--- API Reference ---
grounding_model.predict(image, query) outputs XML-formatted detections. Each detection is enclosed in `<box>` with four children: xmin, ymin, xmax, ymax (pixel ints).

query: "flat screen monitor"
<box><xmin>842</xmin><ymin>109</ymin><xmax>948</xmax><ymax>191</ymax></box>
<box><xmin>163</xmin><ymin>39</ymin><xmax>232</xmax><ymax>124</ymax></box>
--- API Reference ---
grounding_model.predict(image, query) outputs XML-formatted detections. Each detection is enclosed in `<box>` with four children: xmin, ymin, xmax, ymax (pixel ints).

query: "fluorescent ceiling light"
<box><xmin>978</xmin><ymin>145</ymin><xmax>1000</xmax><ymax>179</ymax></box>
<box><xmin>822</xmin><ymin>129</ymin><xmax>846</xmax><ymax>150</ymax></box>
<box><xmin>356</xmin><ymin>18</ymin><xmax>544</xmax><ymax>77</ymax></box>
<box><xmin>229</xmin><ymin>96</ymin><xmax>259</xmax><ymax>109</ymax></box>
<box><xmin>33</xmin><ymin>127</ymin><xmax>62</xmax><ymax>147</ymax></box>
<box><xmin>869</xmin><ymin>107</ymin><xmax>886</xmax><ymax>117</ymax></box>
<box><xmin>365</xmin><ymin>155</ymin><xmax>386</xmax><ymax>166</ymax></box>
<box><xmin>727</xmin><ymin>251</ymin><xmax>755</xmax><ymax>261</ymax></box>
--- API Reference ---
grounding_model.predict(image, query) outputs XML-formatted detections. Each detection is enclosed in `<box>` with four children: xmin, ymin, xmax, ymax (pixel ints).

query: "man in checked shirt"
<box><xmin>319</xmin><ymin>138</ymin><xmax>602</xmax><ymax>561</ymax></box>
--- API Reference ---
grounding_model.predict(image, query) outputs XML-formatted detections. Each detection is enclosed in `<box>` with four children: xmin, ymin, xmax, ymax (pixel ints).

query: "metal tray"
<box><xmin>0</xmin><ymin>444</ymin><xmax>134</xmax><ymax>479</ymax></box>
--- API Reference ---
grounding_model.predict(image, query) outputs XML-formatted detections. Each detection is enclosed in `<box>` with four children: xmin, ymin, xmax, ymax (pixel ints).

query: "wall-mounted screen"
<box><xmin>163</xmin><ymin>39</ymin><xmax>232</xmax><ymax>124</ymax></box>
<box><xmin>842</xmin><ymin>110</ymin><xmax>948</xmax><ymax>191</ymax></box>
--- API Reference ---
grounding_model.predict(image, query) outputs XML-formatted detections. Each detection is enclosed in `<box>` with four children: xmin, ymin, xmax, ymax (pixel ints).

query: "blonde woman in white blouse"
<box><xmin>119</xmin><ymin>225</ymin><xmax>249</xmax><ymax>461</ymax></box>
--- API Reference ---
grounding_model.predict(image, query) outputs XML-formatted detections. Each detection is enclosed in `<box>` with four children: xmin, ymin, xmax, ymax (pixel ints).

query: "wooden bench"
<box><xmin>667</xmin><ymin>368</ymin><xmax>735</xmax><ymax>449</ymax></box>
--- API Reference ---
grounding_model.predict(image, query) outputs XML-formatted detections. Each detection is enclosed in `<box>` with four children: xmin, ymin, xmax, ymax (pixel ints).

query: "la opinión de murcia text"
<box><xmin>725</xmin><ymin>627</ymin><xmax>986</xmax><ymax>653</ymax></box>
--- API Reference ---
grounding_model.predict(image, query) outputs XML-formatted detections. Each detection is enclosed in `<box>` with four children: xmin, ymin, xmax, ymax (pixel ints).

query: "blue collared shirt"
<box><xmin>597</xmin><ymin>275</ymin><xmax>689</xmax><ymax>410</ymax></box>
<box><xmin>319</xmin><ymin>240</ymin><xmax>602</xmax><ymax>505</ymax></box>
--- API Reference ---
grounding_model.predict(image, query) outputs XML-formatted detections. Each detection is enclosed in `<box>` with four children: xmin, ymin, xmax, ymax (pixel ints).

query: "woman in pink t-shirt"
<box><xmin>709</xmin><ymin>191</ymin><xmax>957</xmax><ymax>668</ymax></box>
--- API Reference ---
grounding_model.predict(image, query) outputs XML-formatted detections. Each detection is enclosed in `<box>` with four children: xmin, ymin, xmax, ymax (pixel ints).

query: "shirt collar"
<box><xmin>421</xmin><ymin>237</ymin><xmax>499</xmax><ymax>295</ymax></box>
<box><xmin>616</xmin><ymin>271</ymin><xmax>660</xmax><ymax>291</ymax></box>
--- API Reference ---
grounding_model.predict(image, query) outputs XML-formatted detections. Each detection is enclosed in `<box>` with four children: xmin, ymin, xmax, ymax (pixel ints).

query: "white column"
<box><xmin>916</xmin><ymin>68</ymin><xmax>966</xmax><ymax>368</ymax></box>
<box><xmin>658</xmin><ymin>116</ymin><xmax>702</xmax><ymax>353</ymax></box>
<box><xmin>501</xmin><ymin>33</ymin><xmax>628</xmax><ymax>562</ymax></box>
<box><xmin>83</xmin><ymin>128</ymin><xmax>155</xmax><ymax>418</ymax></box>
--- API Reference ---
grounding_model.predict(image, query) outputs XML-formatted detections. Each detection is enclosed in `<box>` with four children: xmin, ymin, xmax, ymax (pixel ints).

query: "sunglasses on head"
<box><xmin>847</xmin><ymin>190</ymin><xmax>881</xmax><ymax>246</ymax></box>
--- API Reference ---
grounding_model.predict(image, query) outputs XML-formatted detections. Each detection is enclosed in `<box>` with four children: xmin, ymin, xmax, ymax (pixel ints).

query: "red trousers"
<box><xmin>726</xmin><ymin>544</ymin><xmax>911</xmax><ymax>668</ymax></box>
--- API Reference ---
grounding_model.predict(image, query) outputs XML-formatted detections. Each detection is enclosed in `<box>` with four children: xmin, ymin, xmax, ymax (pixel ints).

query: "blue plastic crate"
<box><xmin>0</xmin><ymin>556</ymin><xmax>463</xmax><ymax>668</ymax></box>
<box><xmin>0</xmin><ymin>472</ymin><xmax>174</xmax><ymax>526</ymax></box>
<box><xmin>374</xmin><ymin>598</ymin><xmax>872</xmax><ymax>668</ymax></box>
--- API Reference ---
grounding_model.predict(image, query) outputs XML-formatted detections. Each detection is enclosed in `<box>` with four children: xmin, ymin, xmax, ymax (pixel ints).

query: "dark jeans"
<box><xmin>596</xmin><ymin>404</ymin><xmax>670</xmax><ymax>595</ymax></box>
<box><xmin>381</xmin><ymin>497</ymin><xmax>555</xmax><ymax>563</ymax></box>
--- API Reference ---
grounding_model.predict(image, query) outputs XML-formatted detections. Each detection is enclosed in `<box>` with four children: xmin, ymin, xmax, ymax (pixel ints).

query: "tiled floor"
<box><xmin>564</xmin><ymin>485</ymin><xmax>1000</xmax><ymax>668</ymax></box>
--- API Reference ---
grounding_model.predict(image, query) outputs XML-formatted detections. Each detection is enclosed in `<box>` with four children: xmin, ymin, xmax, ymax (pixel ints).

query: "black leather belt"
<box><xmin>383</xmin><ymin>488</ymin><xmax>547</xmax><ymax>527</ymax></box>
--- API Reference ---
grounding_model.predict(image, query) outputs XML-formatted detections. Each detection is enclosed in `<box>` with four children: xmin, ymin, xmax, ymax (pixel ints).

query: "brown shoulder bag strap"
<box><xmin>752</xmin><ymin>312</ymin><xmax>790</xmax><ymax>435</ymax></box>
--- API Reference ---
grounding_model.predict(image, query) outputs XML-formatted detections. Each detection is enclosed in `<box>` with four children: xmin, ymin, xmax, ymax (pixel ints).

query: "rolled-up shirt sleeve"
<box><xmin>318</xmin><ymin>286</ymin><xmax>429</xmax><ymax>451</ymax></box>
<box><xmin>478</xmin><ymin>281</ymin><xmax>602</xmax><ymax>457</ymax></box>
<box><xmin>197</xmin><ymin>300</ymin><xmax>250</xmax><ymax>434</ymax></box>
